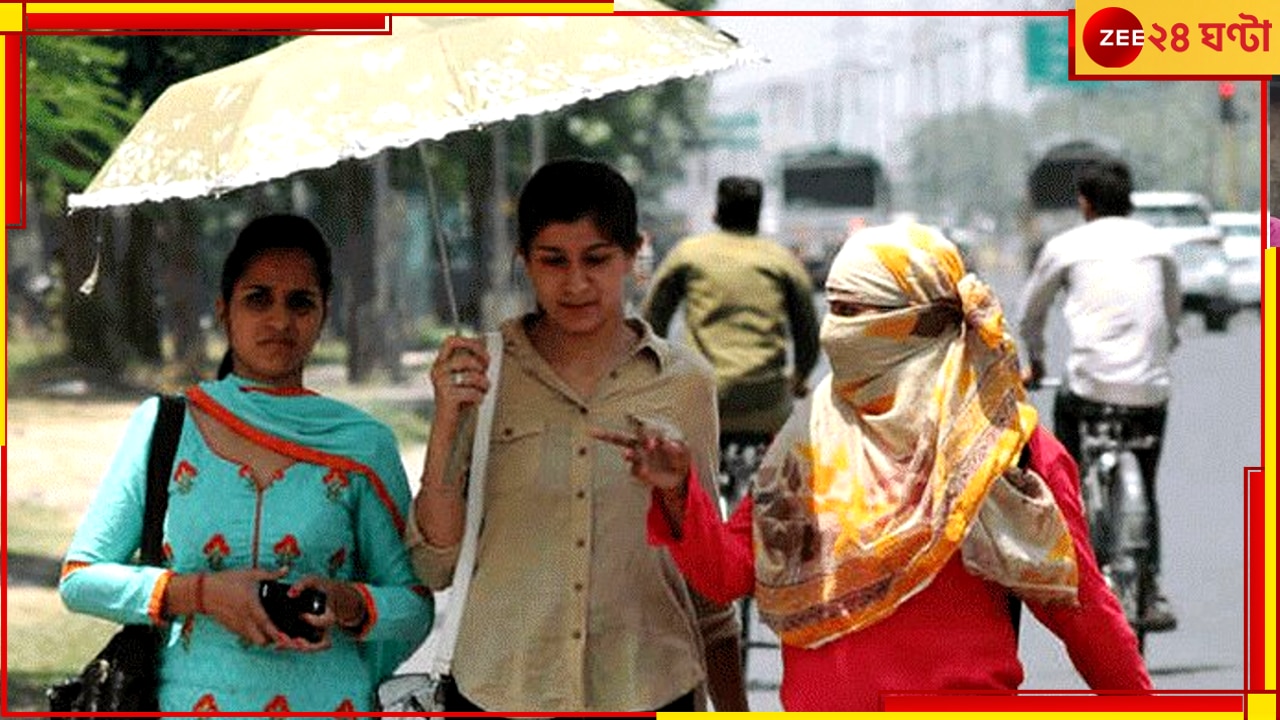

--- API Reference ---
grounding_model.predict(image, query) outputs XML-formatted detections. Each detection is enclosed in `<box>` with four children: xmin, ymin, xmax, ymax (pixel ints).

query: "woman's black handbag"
<box><xmin>47</xmin><ymin>395</ymin><xmax>186</xmax><ymax>718</ymax></box>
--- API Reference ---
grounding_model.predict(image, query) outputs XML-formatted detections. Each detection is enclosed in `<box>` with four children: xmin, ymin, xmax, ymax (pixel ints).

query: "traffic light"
<box><xmin>1218</xmin><ymin>81</ymin><xmax>1237</xmax><ymax>123</ymax></box>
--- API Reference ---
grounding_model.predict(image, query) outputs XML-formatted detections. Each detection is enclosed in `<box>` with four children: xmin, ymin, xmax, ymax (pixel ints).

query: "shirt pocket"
<box><xmin>487</xmin><ymin>406</ymin><xmax>547</xmax><ymax>499</ymax></box>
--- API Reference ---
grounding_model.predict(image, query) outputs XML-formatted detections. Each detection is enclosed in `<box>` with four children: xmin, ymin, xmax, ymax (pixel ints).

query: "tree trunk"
<box><xmin>372</xmin><ymin>153</ymin><xmax>406</xmax><ymax>383</ymax></box>
<box><xmin>339</xmin><ymin>160</ymin><xmax>377</xmax><ymax>383</ymax></box>
<box><xmin>158</xmin><ymin>201</ymin><xmax>207</xmax><ymax>382</ymax></box>
<box><xmin>59</xmin><ymin>208</ymin><xmax>127</xmax><ymax>374</ymax></box>
<box><xmin>120</xmin><ymin>207</ymin><xmax>163</xmax><ymax>362</ymax></box>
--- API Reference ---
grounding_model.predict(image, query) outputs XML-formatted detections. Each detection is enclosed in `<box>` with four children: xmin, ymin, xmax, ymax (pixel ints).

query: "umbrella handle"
<box><xmin>418</xmin><ymin>144</ymin><xmax>461</xmax><ymax>333</ymax></box>
<box><xmin>443</xmin><ymin>405</ymin><xmax>479</xmax><ymax>493</ymax></box>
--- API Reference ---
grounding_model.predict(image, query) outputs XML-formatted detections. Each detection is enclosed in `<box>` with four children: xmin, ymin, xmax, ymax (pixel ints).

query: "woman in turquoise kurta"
<box><xmin>59</xmin><ymin>214</ymin><xmax>433</xmax><ymax>713</ymax></box>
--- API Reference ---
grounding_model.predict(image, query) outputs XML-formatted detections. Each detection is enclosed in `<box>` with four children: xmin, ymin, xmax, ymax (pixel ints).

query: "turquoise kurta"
<box><xmin>60</xmin><ymin>375</ymin><xmax>433</xmax><ymax>714</ymax></box>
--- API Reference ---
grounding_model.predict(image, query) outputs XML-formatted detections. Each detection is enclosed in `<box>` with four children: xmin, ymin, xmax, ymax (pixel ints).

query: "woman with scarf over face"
<box><xmin>59</xmin><ymin>215</ymin><xmax>433</xmax><ymax>713</ymax></box>
<box><xmin>597</xmin><ymin>222</ymin><xmax>1152</xmax><ymax>710</ymax></box>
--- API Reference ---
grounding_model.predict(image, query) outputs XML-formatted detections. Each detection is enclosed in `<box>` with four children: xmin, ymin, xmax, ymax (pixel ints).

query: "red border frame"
<box><xmin>25</xmin><ymin>13</ymin><xmax>391</xmax><ymax>31</ymax></box>
<box><xmin>5</xmin><ymin>33</ymin><xmax>24</xmax><ymax>229</ymax></box>
<box><xmin>883</xmin><ymin>692</ymin><xmax>1246</xmax><ymax>712</ymax></box>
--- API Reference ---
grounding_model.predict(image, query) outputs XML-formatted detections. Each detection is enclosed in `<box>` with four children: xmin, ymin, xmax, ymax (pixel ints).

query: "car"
<box><xmin>1131</xmin><ymin>191</ymin><xmax>1235</xmax><ymax>332</ymax></box>
<box><xmin>1211</xmin><ymin>211</ymin><xmax>1262</xmax><ymax>309</ymax></box>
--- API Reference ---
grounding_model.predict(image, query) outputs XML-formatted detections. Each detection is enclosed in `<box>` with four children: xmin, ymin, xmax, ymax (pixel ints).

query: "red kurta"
<box><xmin>648</xmin><ymin>426</ymin><xmax>1152</xmax><ymax>711</ymax></box>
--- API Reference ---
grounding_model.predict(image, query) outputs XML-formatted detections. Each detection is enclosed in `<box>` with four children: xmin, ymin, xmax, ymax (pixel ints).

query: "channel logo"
<box><xmin>1082</xmin><ymin>7</ymin><xmax>1145</xmax><ymax>68</ymax></box>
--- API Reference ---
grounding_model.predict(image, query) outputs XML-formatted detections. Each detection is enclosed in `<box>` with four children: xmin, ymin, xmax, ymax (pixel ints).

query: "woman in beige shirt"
<box><xmin>408</xmin><ymin>158</ymin><xmax>746</xmax><ymax>713</ymax></box>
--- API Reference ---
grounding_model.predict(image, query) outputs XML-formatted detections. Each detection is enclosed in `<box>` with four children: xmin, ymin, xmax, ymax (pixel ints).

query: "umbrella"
<box><xmin>63</xmin><ymin>2</ymin><xmax>761</xmax><ymax>473</ymax></box>
<box><xmin>66</xmin><ymin>0</ymin><xmax>762</xmax><ymax>210</ymax></box>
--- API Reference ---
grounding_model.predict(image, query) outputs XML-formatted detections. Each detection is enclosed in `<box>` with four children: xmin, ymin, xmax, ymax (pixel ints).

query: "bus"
<box><xmin>776</xmin><ymin>149</ymin><xmax>890</xmax><ymax>285</ymax></box>
<box><xmin>1022</xmin><ymin>139</ymin><xmax>1120</xmax><ymax>270</ymax></box>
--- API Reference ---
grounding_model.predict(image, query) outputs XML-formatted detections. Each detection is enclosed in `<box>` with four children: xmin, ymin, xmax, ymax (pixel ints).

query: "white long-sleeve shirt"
<box><xmin>1018</xmin><ymin>216</ymin><xmax>1181</xmax><ymax>407</ymax></box>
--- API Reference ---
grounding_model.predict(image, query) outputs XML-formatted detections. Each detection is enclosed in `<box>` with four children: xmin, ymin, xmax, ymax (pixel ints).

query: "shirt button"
<box><xmin>576</xmin><ymin>538</ymin><xmax>586</xmax><ymax>548</ymax></box>
<box><xmin>571</xmin><ymin>630</ymin><xmax>582</xmax><ymax>640</ymax></box>
<box><xmin>577</xmin><ymin>446</ymin><xmax>587</xmax><ymax>457</ymax></box>
<box><xmin>502</xmin><ymin>427</ymin><xmax>513</xmax><ymax>438</ymax></box>
<box><xmin>576</xmin><ymin>490</ymin><xmax>586</xmax><ymax>500</ymax></box>
<box><xmin>574</xmin><ymin>583</ymin><xmax>584</xmax><ymax>592</ymax></box>
<box><xmin>579</xmin><ymin>406</ymin><xmax>588</xmax><ymax>416</ymax></box>
<box><xmin>609</xmin><ymin>371</ymin><xmax>619</xmax><ymax>380</ymax></box>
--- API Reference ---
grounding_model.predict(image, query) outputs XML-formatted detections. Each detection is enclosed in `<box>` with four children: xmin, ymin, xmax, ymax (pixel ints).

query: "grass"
<box><xmin>6</xmin><ymin>500</ymin><xmax>115</xmax><ymax>712</ymax></box>
<box><xmin>363</xmin><ymin>402</ymin><xmax>431</xmax><ymax>448</ymax></box>
<box><xmin>6</xmin><ymin>501</ymin><xmax>77</xmax><ymax>558</ymax></box>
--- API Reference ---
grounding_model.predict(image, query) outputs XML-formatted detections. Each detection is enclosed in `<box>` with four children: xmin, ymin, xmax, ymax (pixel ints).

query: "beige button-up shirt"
<box><xmin>408</xmin><ymin>316</ymin><xmax>738</xmax><ymax>712</ymax></box>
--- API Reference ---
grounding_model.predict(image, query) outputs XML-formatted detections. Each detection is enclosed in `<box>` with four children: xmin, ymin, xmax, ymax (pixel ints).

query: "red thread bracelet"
<box><xmin>194</xmin><ymin>572</ymin><xmax>207</xmax><ymax>615</ymax></box>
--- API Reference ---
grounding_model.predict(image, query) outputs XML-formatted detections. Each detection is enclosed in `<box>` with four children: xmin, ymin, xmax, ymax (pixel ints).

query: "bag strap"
<box><xmin>140</xmin><ymin>394</ymin><xmax>185</xmax><ymax>566</ymax></box>
<box><xmin>431</xmin><ymin>332</ymin><xmax>503</xmax><ymax>676</ymax></box>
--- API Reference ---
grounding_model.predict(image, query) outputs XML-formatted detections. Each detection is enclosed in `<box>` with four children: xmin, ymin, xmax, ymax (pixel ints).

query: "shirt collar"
<box><xmin>500</xmin><ymin>313</ymin><xmax>669</xmax><ymax>372</ymax></box>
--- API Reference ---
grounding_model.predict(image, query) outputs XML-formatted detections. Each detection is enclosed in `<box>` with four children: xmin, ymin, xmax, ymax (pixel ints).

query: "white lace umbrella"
<box><xmin>67</xmin><ymin>1</ymin><xmax>762</xmax><ymax>210</ymax></box>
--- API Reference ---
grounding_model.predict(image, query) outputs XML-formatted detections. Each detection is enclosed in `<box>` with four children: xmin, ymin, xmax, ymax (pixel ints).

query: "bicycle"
<box><xmin>717</xmin><ymin>433</ymin><xmax>779</xmax><ymax>669</ymax></box>
<box><xmin>1031</xmin><ymin>378</ymin><xmax>1156</xmax><ymax>654</ymax></box>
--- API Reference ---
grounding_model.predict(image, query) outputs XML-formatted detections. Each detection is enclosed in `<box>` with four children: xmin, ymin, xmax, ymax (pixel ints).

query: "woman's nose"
<box><xmin>265</xmin><ymin>300</ymin><xmax>292</xmax><ymax>328</ymax></box>
<box><xmin>566</xmin><ymin>261</ymin><xmax>590</xmax><ymax>291</ymax></box>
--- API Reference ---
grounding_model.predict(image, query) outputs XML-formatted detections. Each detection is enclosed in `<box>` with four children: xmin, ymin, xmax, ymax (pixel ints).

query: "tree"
<box><xmin>25</xmin><ymin>36</ymin><xmax>137</xmax><ymax>371</ymax></box>
<box><xmin>905</xmin><ymin>105</ymin><xmax>1031</xmax><ymax>231</ymax></box>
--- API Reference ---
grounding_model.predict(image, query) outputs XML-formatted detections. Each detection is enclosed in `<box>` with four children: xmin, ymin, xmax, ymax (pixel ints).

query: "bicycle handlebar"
<box><xmin>1026</xmin><ymin>376</ymin><xmax>1062</xmax><ymax>391</ymax></box>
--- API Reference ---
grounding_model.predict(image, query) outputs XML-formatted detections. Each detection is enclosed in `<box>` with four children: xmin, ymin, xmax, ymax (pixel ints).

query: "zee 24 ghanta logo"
<box><xmin>1082</xmin><ymin>6</ymin><xmax>1271</xmax><ymax>67</ymax></box>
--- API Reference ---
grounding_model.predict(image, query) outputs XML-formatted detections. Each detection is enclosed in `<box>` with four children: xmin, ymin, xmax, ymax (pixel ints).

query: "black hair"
<box><xmin>714</xmin><ymin>176</ymin><xmax>763</xmax><ymax>233</ymax></box>
<box><xmin>516</xmin><ymin>158</ymin><xmax>641</xmax><ymax>256</ymax></box>
<box><xmin>216</xmin><ymin>214</ymin><xmax>333</xmax><ymax>379</ymax></box>
<box><xmin>1075</xmin><ymin>159</ymin><xmax>1133</xmax><ymax>218</ymax></box>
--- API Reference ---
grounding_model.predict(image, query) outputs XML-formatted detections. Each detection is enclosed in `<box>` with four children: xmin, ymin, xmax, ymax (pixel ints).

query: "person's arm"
<box><xmin>1023</xmin><ymin>429</ymin><xmax>1153</xmax><ymax>690</ymax></box>
<box><xmin>1017</xmin><ymin>245</ymin><xmax>1067</xmax><ymax>380</ymax></box>
<box><xmin>781</xmin><ymin>258</ymin><xmax>820</xmax><ymax>392</ymax></box>
<box><xmin>60</xmin><ymin>398</ymin><xmax>178</xmax><ymax>627</ymax></box>
<box><xmin>409</xmin><ymin>335</ymin><xmax>489</xmax><ymax>589</ymax></box>
<box><xmin>654</xmin><ymin>472</ymin><xmax>752</xmax><ymax>712</ymax></box>
<box><xmin>648</xmin><ymin>478</ymin><xmax>756</xmax><ymax>605</ymax></box>
<box><xmin>641</xmin><ymin>246</ymin><xmax>687</xmax><ymax>337</ymax></box>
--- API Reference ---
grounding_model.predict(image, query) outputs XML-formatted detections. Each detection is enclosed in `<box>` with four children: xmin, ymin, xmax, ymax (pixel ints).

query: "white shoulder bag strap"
<box><xmin>429</xmin><ymin>330</ymin><xmax>503</xmax><ymax>676</ymax></box>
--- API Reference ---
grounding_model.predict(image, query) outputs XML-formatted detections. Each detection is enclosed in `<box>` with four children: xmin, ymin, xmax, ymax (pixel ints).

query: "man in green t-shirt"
<box><xmin>644</xmin><ymin>176</ymin><xmax>820</xmax><ymax>503</ymax></box>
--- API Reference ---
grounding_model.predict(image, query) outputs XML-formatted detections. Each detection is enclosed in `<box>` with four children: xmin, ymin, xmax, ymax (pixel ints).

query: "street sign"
<box><xmin>1025</xmin><ymin>18</ymin><xmax>1102</xmax><ymax>91</ymax></box>
<box><xmin>708</xmin><ymin>110</ymin><xmax>761</xmax><ymax>150</ymax></box>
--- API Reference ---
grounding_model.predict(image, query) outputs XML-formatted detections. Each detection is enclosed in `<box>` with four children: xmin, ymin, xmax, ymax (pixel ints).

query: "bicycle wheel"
<box><xmin>1079</xmin><ymin>457</ymin><xmax>1111</xmax><ymax>564</ymax></box>
<box><xmin>1110</xmin><ymin>450</ymin><xmax>1151</xmax><ymax>654</ymax></box>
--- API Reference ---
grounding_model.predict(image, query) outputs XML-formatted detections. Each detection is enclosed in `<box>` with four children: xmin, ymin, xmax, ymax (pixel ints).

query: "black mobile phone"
<box><xmin>258</xmin><ymin>580</ymin><xmax>326</xmax><ymax>642</ymax></box>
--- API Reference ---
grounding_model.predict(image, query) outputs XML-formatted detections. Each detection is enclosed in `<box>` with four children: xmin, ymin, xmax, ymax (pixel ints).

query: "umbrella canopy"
<box><xmin>67</xmin><ymin>0</ymin><xmax>762</xmax><ymax>210</ymax></box>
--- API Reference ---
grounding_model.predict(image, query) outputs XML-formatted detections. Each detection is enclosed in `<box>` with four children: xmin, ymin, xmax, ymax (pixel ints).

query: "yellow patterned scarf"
<box><xmin>752</xmin><ymin>222</ymin><xmax>1077</xmax><ymax>649</ymax></box>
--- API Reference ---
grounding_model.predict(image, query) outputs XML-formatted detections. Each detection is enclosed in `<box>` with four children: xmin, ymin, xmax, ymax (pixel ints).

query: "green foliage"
<box><xmin>26</xmin><ymin>36</ymin><xmax>137</xmax><ymax>213</ymax></box>
<box><xmin>101</xmin><ymin>36</ymin><xmax>288</xmax><ymax>108</ymax></box>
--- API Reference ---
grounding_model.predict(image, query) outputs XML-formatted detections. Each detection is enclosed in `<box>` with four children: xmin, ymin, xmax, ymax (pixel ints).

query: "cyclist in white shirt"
<box><xmin>1019</xmin><ymin>158</ymin><xmax>1181</xmax><ymax>632</ymax></box>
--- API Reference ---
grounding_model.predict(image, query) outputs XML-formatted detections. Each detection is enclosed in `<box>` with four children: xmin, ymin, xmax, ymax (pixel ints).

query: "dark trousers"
<box><xmin>444</xmin><ymin>684</ymin><xmax>695</xmax><ymax>714</ymax></box>
<box><xmin>1053</xmin><ymin>389</ymin><xmax>1167</xmax><ymax>573</ymax></box>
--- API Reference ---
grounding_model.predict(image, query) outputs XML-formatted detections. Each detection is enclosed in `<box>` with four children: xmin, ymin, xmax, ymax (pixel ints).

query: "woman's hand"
<box><xmin>284</xmin><ymin>575</ymin><xmax>369</xmax><ymax>653</ymax></box>
<box><xmin>592</xmin><ymin>415</ymin><xmax>692</xmax><ymax>535</ymax></box>
<box><xmin>429</xmin><ymin>335</ymin><xmax>491</xmax><ymax>429</ymax></box>
<box><xmin>591</xmin><ymin>415</ymin><xmax>691</xmax><ymax>492</ymax></box>
<box><xmin>201</xmin><ymin>566</ymin><xmax>294</xmax><ymax>649</ymax></box>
